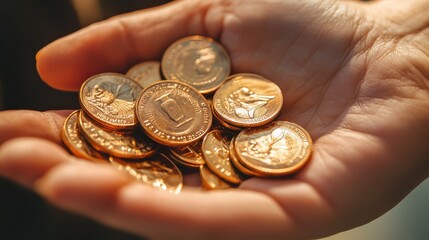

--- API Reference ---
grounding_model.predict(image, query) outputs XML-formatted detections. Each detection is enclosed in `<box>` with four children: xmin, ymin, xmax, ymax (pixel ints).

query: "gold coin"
<box><xmin>126</xmin><ymin>61</ymin><xmax>162</xmax><ymax>88</ymax></box>
<box><xmin>212</xmin><ymin>107</ymin><xmax>243</xmax><ymax>132</ymax></box>
<box><xmin>79</xmin><ymin>73</ymin><xmax>143</xmax><ymax>130</ymax></box>
<box><xmin>165</xmin><ymin>151</ymin><xmax>201</xmax><ymax>168</ymax></box>
<box><xmin>168</xmin><ymin>140</ymin><xmax>205</xmax><ymax>167</ymax></box>
<box><xmin>109</xmin><ymin>153</ymin><xmax>182</xmax><ymax>194</ymax></box>
<box><xmin>135</xmin><ymin>80</ymin><xmax>212</xmax><ymax>147</ymax></box>
<box><xmin>213</xmin><ymin>73</ymin><xmax>283</xmax><ymax>128</ymax></box>
<box><xmin>234</xmin><ymin>121</ymin><xmax>313</xmax><ymax>176</ymax></box>
<box><xmin>202</xmin><ymin>130</ymin><xmax>246</xmax><ymax>184</ymax></box>
<box><xmin>229</xmin><ymin>137</ymin><xmax>264</xmax><ymax>177</ymax></box>
<box><xmin>61</xmin><ymin>110</ymin><xmax>108</xmax><ymax>163</ymax></box>
<box><xmin>199</xmin><ymin>164</ymin><xmax>232</xmax><ymax>190</ymax></box>
<box><xmin>78</xmin><ymin>111</ymin><xmax>157</xmax><ymax>159</ymax></box>
<box><xmin>161</xmin><ymin>36</ymin><xmax>231</xmax><ymax>94</ymax></box>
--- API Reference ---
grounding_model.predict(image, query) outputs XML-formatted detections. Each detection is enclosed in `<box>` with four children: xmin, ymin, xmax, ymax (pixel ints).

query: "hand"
<box><xmin>1</xmin><ymin>0</ymin><xmax>429</xmax><ymax>239</ymax></box>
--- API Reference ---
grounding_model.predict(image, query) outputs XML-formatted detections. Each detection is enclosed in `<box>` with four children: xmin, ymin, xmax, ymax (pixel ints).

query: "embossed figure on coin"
<box><xmin>86</xmin><ymin>82</ymin><xmax>135</xmax><ymax>117</ymax></box>
<box><xmin>155</xmin><ymin>90</ymin><xmax>193</xmax><ymax>128</ymax></box>
<box><xmin>194</xmin><ymin>48</ymin><xmax>216</xmax><ymax>74</ymax></box>
<box><xmin>243</xmin><ymin>128</ymin><xmax>290</xmax><ymax>165</ymax></box>
<box><xmin>225</xmin><ymin>87</ymin><xmax>275</xmax><ymax>119</ymax></box>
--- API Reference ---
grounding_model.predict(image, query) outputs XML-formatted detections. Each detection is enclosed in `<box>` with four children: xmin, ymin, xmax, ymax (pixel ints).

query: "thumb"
<box><xmin>36</xmin><ymin>0</ymin><xmax>224</xmax><ymax>91</ymax></box>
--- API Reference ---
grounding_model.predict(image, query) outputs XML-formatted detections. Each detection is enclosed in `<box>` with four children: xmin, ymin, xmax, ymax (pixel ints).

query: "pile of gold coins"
<box><xmin>61</xmin><ymin>35</ymin><xmax>313</xmax><ymax>194</ymax></box>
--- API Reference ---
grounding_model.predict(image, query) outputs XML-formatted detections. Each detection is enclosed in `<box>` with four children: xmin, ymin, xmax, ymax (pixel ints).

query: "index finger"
<box><xmin>36</xmin><ymin>0</ymin><xmax>224</xmax><ymax>91</ymax></box>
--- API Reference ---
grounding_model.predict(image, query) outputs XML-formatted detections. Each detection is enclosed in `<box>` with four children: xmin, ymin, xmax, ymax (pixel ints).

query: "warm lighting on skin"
<box><xmin>71</xmin><ymin>0</ymin><xmax>103</xmax><ymax>26</ymax></box>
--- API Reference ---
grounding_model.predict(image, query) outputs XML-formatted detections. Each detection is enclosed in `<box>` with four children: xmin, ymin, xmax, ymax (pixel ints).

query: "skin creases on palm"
<box><xmin>0</xmin><ymin>0</ymin><xmax>428</xmax><ymax>239</ymax></box>
<box><xmin>219</xmin><ymin>0</ymin><xmax>429</xmax><ymax>234</ymax></box>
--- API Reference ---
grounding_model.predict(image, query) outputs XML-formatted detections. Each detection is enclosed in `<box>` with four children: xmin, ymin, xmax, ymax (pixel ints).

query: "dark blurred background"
<box><xmin>0</xmin><ymin>1</ymin><xmax>169</xmax><ymax>239</ymax></box>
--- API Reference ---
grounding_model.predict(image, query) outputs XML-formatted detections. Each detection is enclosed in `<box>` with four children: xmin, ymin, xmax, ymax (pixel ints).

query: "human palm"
<box><xmin>1</xmin><ymin>0</ymin><xmax>429</xmax><ymax>239</ymax></box>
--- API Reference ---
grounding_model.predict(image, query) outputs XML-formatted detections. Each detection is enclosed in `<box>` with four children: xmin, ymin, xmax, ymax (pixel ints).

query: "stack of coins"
<box><xmin>61</xmin><ymin>35</ymin><xmax>313</xmax><ymax>194</ymax></box>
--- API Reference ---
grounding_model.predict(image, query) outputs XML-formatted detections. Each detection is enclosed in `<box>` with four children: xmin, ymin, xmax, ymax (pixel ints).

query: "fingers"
<box><xmin>0</xmin><ymin>110</ymin><xmax>70</xmax><ymax>145</ymax></box>
<box><xmin>38</xmin><ymin>170</ymin><xmax>294</xmax><ymax>239</ymax></box>
<box><xmin>0</xmin><ymin>138</ymin><xmax>73</xmax><ymax>188</ymax></box>
<box><xmin>240</xmin><ymin>178</ymin><xmax>336</xmax><ymax>239</ymax></box>
<box><xmin>36</xmin><ymin>0</ymin><xmax>226</xmax><ymax>91</ymax></box>
<box><xmin>0</xmin><ymin>137</ymin><xmax>295</xmax><ymax>239</ymax></box>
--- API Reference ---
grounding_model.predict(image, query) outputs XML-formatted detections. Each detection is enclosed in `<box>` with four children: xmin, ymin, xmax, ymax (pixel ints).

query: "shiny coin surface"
<box><xmin>234</xmin><ymin>121</ymin><xmax>313</xmax><ymax>176</ymax></box>
<box><xmin>168</xmin><ymin>140</ymin><xmax>205</xmax><ymax>167</ymax></box>
<box><xmin>61</xmin><ymin>110</ymin><xmax>107</xmax><ymax>163</ymax></box>
<box><xmin>199</xmin><ymin>164</ymin><xmax>232</xmax><ymax>190</ymax></box>
<box><xmin>126</xmin><ymin>61</ymin><xmax>162</xmax><ymax>88</ymax></box>
<box><xmin>110</xmin><ymin>153</ymin><xmax>182</xmax><ymax>194</ymax></box>
<box><xmin>161</xmin><ymin>36</ymin><xmax>231</xmax><ymax>94</ymax></box>
<box><xmin>79</xmin><ymin>73</ymin><xmax>143</xmax><ymax>129</ymax></box>
<box><xmin>202</xmin><ymin>130</ymin><xmax>245</xmax><ymax>184</ymax></box>
<box><xmin>136</xmin><ymin>80</ymin><xmax>212</xmax><ymax>147</ymax></box>
<box><xmin>213</xmin><ymin>73</ymin><xmax>283</xmax><ymax>128</ymax></box>
<box><xmin>78</xmin><ymin>111</ymin><xmax>157</xmax><ymax>159</ymax></box>
<box><xmin>212</xmin><ymin>108</ymin><xmax>243</xmax><ymax>132</ymax></box>
<box><xmin>229</xmin><ymin>137</ymin><xmax>264</xmax><ymax>177</ymax></box>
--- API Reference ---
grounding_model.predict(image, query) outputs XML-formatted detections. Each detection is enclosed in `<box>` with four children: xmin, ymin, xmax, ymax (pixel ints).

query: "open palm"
<box><xmin>1</xmin><ymin>0</ymin><xmax>429</xmax><ymax>239</ymax></box>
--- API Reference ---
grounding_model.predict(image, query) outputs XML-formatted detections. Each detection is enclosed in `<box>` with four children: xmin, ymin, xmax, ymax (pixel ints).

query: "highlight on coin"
<box><xmin>135</xmin><ymin>80</ymin><xmax>212</xmax><ymax>147</ymax></box>
<box><xmin>79</xmin><ymin>73</ymin><xmax>143</xmax><ymax>130</ymax></box>
<box><xmin>59</xmin><ymin>35</ymin><xmax>313</xmax><ymax>194</ymax></box>
<box><xmin>213</xmin><ymin>73</ymin><xmax>283</xmax><ymax>128</ymax></box>
<box><xmin>161</xmin><ymin>35</ymin><xmax>231</xmax><ymax>94</ymax></box>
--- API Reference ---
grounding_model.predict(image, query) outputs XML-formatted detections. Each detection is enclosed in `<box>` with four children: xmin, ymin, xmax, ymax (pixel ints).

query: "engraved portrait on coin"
<box><xmin>213</xmin><ymin>73</ymin><xmax>283</xmax><ymax>128</ymax></box>
<box><xmin>225</xmin><ymin>87</ymin><xmax>275</xmax><ymax>119</ymax></box>
<box><xmin>80</xmin><ymin>73</ymin><xmax>142</xmax><ymax>129</ymax></box>
<box><xmin>235</xmin><ymin>121</ymin><xmax>313</xmax><ymax>175</ymax></box>
<box><xmin>161</xmin><ymin>36</ymin><xmax>231</xmax><ymax>94</ymax></box>
<box><xmin>136</xmin><ymin>81</ymin><xmax>212</xmax><ymax>147</ymax></box>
